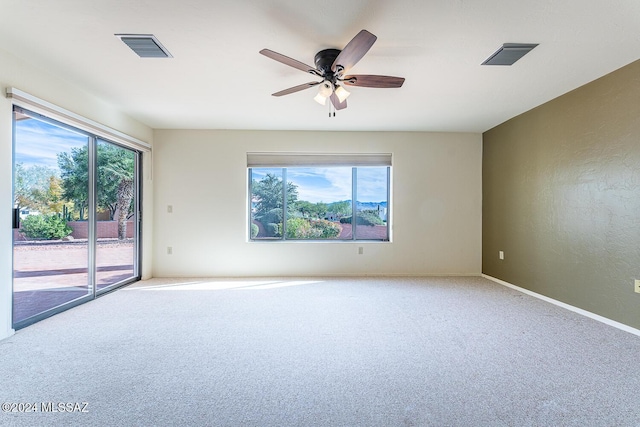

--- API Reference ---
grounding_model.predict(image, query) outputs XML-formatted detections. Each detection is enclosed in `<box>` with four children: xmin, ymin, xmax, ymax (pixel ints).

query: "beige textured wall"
<box><xmin>152</xmin><ymin>130</ymin><xmax>482</xmax><ymax>277</ymax></box>
<box><xmin>483</xmin><ymin>60</ymin><xmax>640</xmax><ymax>330</ymax></box>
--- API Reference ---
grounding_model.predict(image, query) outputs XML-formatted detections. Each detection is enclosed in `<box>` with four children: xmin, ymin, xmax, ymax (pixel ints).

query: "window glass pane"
<box><xmin>286</xmin><ymin>167</ymin><xmax>352</xmax><ymax>240</ymax></box>
<box><xmin>96</xmin><ymin>139</ymin><xmax>137</xmax><ymax>291</ymax></box>
<box><xmin>250</xmin><ymin>168</ymin><xmax>284</xmax><ymax>239</ymax></box>
<box><xmin>13</xmin><ymin>110</ymin><xmax>91</xmax><ymax>325</ymax></box>
<box><xmin>355</xmin><ymin>167</ymin><xmax>389</xmax><ymax>241</ymax></box>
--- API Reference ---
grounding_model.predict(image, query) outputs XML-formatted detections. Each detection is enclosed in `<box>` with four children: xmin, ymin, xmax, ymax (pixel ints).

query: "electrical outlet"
<box><xmin>499</xmin><ymin>251</ymin><xmax>504</xmax><ymax>260</ymax></box>
<box><xmin>167</xmin><ymin>246</ymin><xmax>173</xmax><ymax>255</ymax></box>
<box><xmin>167</xmin><ymin>205</ymin><xmax>173</xmax><ymax>213</ymax></box>
<box><xmin>358</xmin><ymin>247</ymin><xmax>364</xmax><ymax>255</ymax></box>
<box><xmin>635</xmin><ymin>280</ymin><xmax>640</xmax><ymax>294</ymax></box>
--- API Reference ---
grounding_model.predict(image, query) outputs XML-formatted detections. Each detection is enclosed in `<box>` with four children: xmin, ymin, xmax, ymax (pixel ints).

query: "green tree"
<box><xmin>14</xmin><ymin>163</ymin><xmax>62</xmax><ymax>214</ymax></box>
<box><xmin>294</xmin><ymin>200</ymin><xmax>315</xmax><ymax>218</ymax></box>
<box><xmin>310</xmin><ymin>202</ymin><xmax>328</xmax><ymax>219</ymax></box>
<box><xmin>294</xmin><ymin>200</ymin><xmax>333</xmax><ymax>219</ymax></box>
<box><xmin>58</xmin><ymin>143</ymin><xmax>135</xmax><ymax>239</ymax></box>
<box><xmin>252</xmin><ymin>173</ymin><xmax>298</xmax><ymax>217</ymax></box>
<box><xmin>44</xmin><ymin>175</ymin><xmax>65</xmax><ymax>214</ymax></box>
<box><xmin>58</xmin><ymin>148</ymin><xmax>88</xmax><ymax>220</ymax></box>
<box><xmin>98</xmin><ymin>144</ymin><xmax>135</xmax><ymax>239</ymax></box>
<box><xmin>328</xmin><ymin>200</ymin><xmax>351</xmax><ymax>217</ymax></box>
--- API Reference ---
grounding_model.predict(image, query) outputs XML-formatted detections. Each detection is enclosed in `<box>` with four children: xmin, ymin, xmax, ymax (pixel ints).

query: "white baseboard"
<box><xmin>482</xmin><ymin>274</ymin><xmax>640</xmax><ymax>338</ymax></box>
<box><xmin>0</xmin><ymin>328</ymin><xmax>15</xmax><ymax>341</ymax></box>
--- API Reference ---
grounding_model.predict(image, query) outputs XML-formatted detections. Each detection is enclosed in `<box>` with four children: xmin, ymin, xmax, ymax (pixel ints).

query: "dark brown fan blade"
<box><xmin>342</xmin><ymin>75</ymin><xmax>405</xmax><ymax>88</ymax></box>
<box><xmin>331</xmin><ymin>30</ymin><xmax>377</xmax><ymax>74</ymax></box>
<box><xmin>260</xmin><ymin>49</ymin><xmax>320</xmax><ymax>76</ymax></box>
<box><xmin>272</xmin><ymin>81</ymin><xmax>322</xmax><ymax>97</ymax></box>
<box><xmin>330</xmin><ymin>92</ymin><xmax>347</xmax><ymax>110</ymax></box>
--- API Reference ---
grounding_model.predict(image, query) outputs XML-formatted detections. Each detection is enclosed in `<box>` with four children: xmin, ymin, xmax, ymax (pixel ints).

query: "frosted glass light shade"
<box><xmin>314</xmin><ymin>93</ymin><xmax>327</xmax><ymax>105</ymax></box>
<box><xmin>335</xmin><ymin>85</ymin><xmax>351</xmax><ymax>103</ymax></box>
<box><xmin>314</xmin><ymin>81</ymin><xmax>333</xmax><ymax>105</ymax></box>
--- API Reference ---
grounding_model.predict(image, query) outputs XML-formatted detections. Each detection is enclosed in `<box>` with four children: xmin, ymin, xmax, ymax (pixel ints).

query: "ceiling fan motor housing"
<box><xmin>314</xmin><ymin>48</ymin><xmax>341</xmax><ymax>80</ymax></box>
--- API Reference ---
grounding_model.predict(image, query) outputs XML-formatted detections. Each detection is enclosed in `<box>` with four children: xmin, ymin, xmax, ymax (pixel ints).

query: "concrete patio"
<box><xmin>12</xmin><ymin>239</ymin><xmax>135</xmax><ymax>323</ymax></box>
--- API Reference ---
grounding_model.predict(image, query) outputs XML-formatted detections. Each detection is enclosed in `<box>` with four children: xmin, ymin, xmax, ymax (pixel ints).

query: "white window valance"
<box><xmin>247</xmin><ymin>152</ymin><xmax>392</xmax><ymax>168</ymax></box>
<box><xmin>7</xmin><ymin>87</ymin><xmax>151</xmax><ymax>152</ymax></box>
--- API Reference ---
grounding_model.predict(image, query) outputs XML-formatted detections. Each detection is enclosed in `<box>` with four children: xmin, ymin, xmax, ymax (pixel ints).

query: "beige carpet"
<box><xmin>1</xmin><ymin>276</ymin><xmax>639</xmax><ymax>426</ymax></box>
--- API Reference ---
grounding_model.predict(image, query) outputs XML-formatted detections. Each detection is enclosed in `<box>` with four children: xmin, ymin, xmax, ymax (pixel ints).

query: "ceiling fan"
<box><xmin>260</xmin><ymin>30</ymin><xmax>405</xmax><ymax>113</ymax></box>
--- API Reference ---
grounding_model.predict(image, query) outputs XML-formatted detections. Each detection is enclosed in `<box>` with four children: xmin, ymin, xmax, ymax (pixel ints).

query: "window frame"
<box><xmin>247</xmin><ymin>154</ymin><xmax>391</xmax><ymax>242</ymax></box>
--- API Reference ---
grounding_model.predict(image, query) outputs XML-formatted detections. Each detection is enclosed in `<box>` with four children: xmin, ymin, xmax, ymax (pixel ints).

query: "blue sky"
<box><xmin>252</xmin><ymin>166</ymin><xmax>388</xmax><ymax>203</ymax></box>
<box><xmin>16</xmin><ymin>116</ymin><xmax>388</xmax><ymax>204</ymax></box>
<box><xmin>14</xmin><ymin>116</ymin><xmax>88</xmax><ymax>169</ymax></box>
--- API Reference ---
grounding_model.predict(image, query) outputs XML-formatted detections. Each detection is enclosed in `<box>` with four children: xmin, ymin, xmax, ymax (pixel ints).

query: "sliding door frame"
<box><xmin>11</xmin><ymin>106</ymin><xmax>143</xmax><ymax>329</ymax></box>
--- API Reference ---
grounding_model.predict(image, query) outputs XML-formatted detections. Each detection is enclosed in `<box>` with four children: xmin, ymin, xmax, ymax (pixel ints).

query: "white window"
<box><xmin>248</xmin><ymin>153</ymin><xmax>391</xmax><ymax>241</ymax></box>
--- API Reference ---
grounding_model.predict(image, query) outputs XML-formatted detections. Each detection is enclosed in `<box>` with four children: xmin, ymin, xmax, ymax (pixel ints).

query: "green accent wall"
<box><xmin>483</xmin><ymin>60</ymin><xmax>640</xmax><ymax>330</ymax></box>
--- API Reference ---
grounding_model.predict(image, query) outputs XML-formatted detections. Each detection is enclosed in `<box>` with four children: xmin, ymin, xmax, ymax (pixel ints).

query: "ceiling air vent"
<box><xmin>482</xmin><ymin>43</ymin><xmax>538</xmax><ymax>66</ymax></box>
<box><xmin>115</xmin><ymin>34</ymin><xmax>173</xmax><ymax>58</ymax></box>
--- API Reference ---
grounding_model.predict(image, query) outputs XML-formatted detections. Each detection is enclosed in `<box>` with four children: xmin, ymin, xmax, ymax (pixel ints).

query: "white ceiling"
<box><xmin>1</xmin><ymin>0</ymin><xmax>639</xmax><ymax>133</ymax></box>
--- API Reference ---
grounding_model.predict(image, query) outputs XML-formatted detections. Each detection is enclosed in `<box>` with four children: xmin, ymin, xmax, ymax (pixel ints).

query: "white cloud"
<box><xmin>15</xmin><ymin>118</ymin><xmax>88</xmax><ymax>168</ymax></box>
<box><xmin>250</xmin><ymin>166</ymin><xmax>389</xmax><ymax>204</ymax></box>
<box><xmin>289</xmin><ymin>167</ymin><xmax>351</xmax><ymax>203</ymax></box>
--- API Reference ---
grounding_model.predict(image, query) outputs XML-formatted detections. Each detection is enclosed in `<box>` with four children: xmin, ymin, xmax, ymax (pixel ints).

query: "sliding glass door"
<box><xmin>12</xmin><ymin>107</ymin><xmax>140</xmax><ymax>329</ymax></box>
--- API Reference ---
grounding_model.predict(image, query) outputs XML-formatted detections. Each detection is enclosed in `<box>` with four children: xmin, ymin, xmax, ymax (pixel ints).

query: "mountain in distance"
<box><xmin>328</xmin><ymin>200</ymin><xmax>387</xmax><ymax>210</ymax></box>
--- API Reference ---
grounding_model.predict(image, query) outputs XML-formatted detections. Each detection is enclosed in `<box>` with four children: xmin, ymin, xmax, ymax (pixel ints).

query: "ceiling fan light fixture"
<box><xmin>314</xmin><ymin>92</ymin><xmax>328</xmax><ymax>105</ymax></box>
<box><xmin>314</xmin><ymin>81</ymin><xmax>333</xmax><ymax>105</ymax></box>
<box><xmin>335</xmin><ymin>85</ymin><xmax>351</xmax><ymax>103</ymax></box>
<box><xmin>319</xmin><ymin>81</ymin><xmax>333</xmax><ymax>97</ymax></box>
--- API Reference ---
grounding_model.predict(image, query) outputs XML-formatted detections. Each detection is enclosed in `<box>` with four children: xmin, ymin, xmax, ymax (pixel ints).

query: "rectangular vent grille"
<box><xmin>482</xmin><ymin>43</ymin><xmax>538</xmax><ymax>66</ymax></box>
<box><xmin>115</xmin><ymin>34</ymin><xmax>173</xmax><ymax>58</ymax></box>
